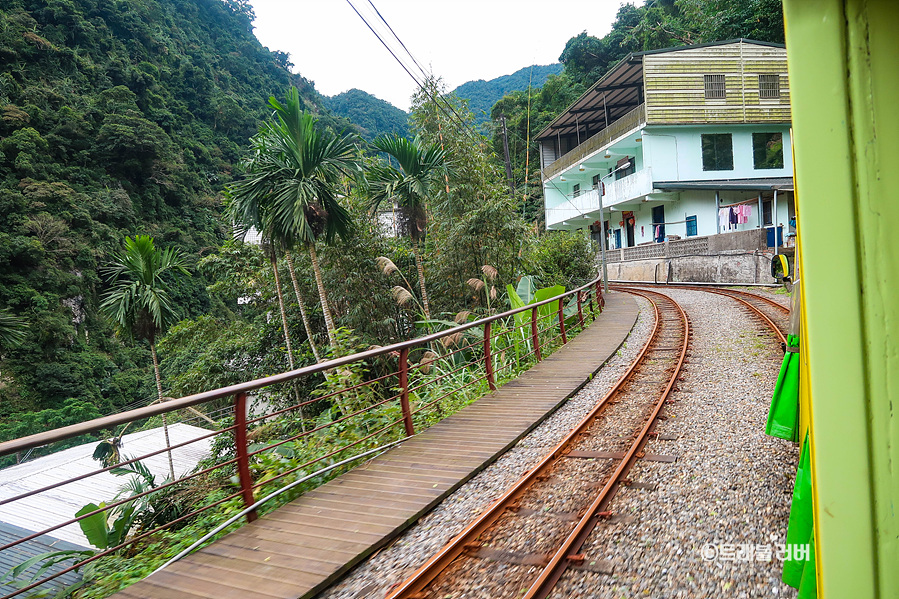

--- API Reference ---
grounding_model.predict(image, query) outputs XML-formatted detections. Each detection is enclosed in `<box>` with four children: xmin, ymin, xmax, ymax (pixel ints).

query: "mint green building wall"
<box><xmin>783</xmin><ymin>0</ymin><xmax>899</xmax><ymax>596</ymax></box>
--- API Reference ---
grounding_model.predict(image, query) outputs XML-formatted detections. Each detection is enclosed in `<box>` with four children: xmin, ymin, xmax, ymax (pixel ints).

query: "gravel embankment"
<box><xmin>319</xmin><ymin>296</ymin><xmax>654</xmax><ymax>599</ymax></box>
<box><xmin>551</xmin><ymin>287</ymin><xmax>798</xmax><ymax>599</ymax></box>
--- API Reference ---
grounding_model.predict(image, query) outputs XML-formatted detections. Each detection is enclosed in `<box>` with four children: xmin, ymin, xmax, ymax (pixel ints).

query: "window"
<box><xmin>763</xmin><ymin>200</ymin><xmax>773</xmax><ymax>226</ymax></box>
<box><xmin>753</xmin><ymin>132</ymin><xmax>784</xmax><ymax>169</ymax></box>
<box><xmin>701</xmin><ymin>134</ymin><xmax>734</xmax><ymax>171</ymax></box>
<box><xmin>759</xmin><ymin>74</ymin><xmax>780</xmax><ymax>99</ymax></box>
<box><xmin>572</xmin><ymin>183</ymin><xmax>581</xmax><ymax>197</ymax></box>
<box><xmin>592</xmin><ymin>174</ymin><xmax>600</xmax><ymax>189</ymax></box>
<box><xmin>704</xmin><ymin>74</ymin><xmax>726</xmax><ymax>99</ymax></box>
<box><xmin>686</xmin><ymin>215</ymin><xmax>698</xmax><ymax>237</ymax></box>
<box><xmin>615</xmin><ymin>157</ymin><xmax>636</xmax><ymax>180</ymax></box>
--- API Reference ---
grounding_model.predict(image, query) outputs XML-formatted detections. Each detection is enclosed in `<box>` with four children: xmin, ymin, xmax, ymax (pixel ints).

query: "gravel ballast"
<box><xmin>319</xmin><ymin>289</ymin><xmax>798</xmax><ymax>598</ymax></box>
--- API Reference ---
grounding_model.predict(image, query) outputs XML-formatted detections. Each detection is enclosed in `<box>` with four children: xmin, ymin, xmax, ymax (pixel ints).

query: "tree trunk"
<box><xmin>271</xmin><ymin>249</ymin><xmax>306</xmax><ymax>429</ymax></box>
<box><xmin>285</xmin><ymin>249</ymin><xmax>321</xmax><ymax>363</ymax></box>
<box><xmin>150</xmin><ymin>340</ymin><xmax>175</xmax><ymax>481</ymax></box>
<box><xmin>308</xmin><ymin>243</ymin><xmax>336</xmax><ymax>347</ymax></box>
<box><xmin>413</xmin><ymin>242</ymin><xmax>431</xmax><ymax>321</ymax></box>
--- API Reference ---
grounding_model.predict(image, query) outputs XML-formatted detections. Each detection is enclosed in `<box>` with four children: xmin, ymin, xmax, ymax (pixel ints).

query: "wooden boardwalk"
<box><xmin>113</xmin><ymin>293</ymin><xmax>639</xmax><ymax>599</ymax></box>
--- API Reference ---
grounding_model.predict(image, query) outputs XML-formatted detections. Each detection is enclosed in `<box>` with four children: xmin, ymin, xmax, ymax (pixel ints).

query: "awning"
<box><xmin>654</xmin><ymin>177</ymin><xmax>794</xmax><ymax>191</ymax></box>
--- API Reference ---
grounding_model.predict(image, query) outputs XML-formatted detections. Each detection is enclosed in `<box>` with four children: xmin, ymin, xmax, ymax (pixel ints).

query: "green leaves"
<box><xmin>99</xmin><ymin>235</ymin><xmax>190</xmax><ymax>341</ymax></box>
<box><xmin>228</xmin><ymin>87</ymin><xmax>361</xmax><ymax>248</ymax></box>
<box><xmin>75</xmin><ymin>503</ymin><xmax>110</xmax><ymax>550</ymax></box>
<box><xmin>366</xmin><ymin>134</ymin><xmax>449</xmax><ymax>243</ymax></box>
<box><xmin>0</xmin><ymin>308</ymin><xmax>27</xmax><ymax>349</ymax></box>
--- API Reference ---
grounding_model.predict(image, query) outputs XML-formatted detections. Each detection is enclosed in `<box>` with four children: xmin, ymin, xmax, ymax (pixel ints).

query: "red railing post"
<box><xmin>483</xmin><ymin>321</ymin><xmax>496</xmax><ymax>391</ymax></box>
<box><xmin>234</xmin><ymin>392</ymin><xmax>257</xmax><ymax>523</ymax></box>
<box><xmin>595</xmin><ymin>279</ymin><xmax>605</xmax><ymax>310</ymax></box>
<box><xmin>398</xmin><ymin>348</ymin><xmax>415</xmax><ymax>436</ymax></box>
<box><xmin>558</xmin><ymin>299</ymin><xmax>568</xmax><ymax>344</ymax></box>
<box><xmin>531</xmin><ymin>308</ymin><xmax>542</xmax><ymax>361</ymax></box>
<box><xmin>577</xmin><ymin>292</ymin><xmax>584</xmax><ymax>328</ymax></box>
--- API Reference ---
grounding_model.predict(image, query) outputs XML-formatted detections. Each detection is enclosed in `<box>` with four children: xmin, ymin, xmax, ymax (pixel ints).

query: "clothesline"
<box><xmin>719</xmin><ymin>198</ymin><xmax>761</xmax><ymax>208</ymax></box>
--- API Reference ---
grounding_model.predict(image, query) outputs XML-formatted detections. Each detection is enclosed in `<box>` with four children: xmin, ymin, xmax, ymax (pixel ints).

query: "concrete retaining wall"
<box><xmin>603</xmin><ymin>250</ymin><xmax>777</xmax><ymax>284</ymax></box>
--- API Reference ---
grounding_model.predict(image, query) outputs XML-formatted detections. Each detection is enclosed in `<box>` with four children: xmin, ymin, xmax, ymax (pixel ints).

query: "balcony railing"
<box><xmin>545</xmin><ymin>168</ymin><xmax>654</xmax><ymax>229</ymax></box>
<box><xmin>543</xmin><ymin>103</ymin><xmax>646</xmax><ymax>180</ymax></box>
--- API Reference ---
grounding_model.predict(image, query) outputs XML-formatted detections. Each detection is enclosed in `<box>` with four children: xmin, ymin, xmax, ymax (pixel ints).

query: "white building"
<box><xmin>538</xmin><ymin>39</ymin><xmax>794</xmax><ymax>281</ymax></box>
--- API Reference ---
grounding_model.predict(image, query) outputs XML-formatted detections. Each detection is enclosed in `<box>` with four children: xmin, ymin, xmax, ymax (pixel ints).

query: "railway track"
<box><xmin>615</xmin><ymin>284</ymin><xmax>790</xmax><ymax>343</ymax></box>
<box><xmin>383</xmin><ymin>289</ymin><xmax>690</xmax><ymax>599</ymax></box>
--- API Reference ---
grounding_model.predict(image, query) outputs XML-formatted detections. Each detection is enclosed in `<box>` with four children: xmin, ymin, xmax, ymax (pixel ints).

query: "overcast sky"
<box><xmin>249</xmin><ymin>0</ymin><xmax>634</xmax><ymax>111</ymax></box>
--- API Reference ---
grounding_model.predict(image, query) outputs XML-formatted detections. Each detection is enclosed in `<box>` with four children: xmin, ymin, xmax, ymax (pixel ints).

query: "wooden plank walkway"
<box><xmin>113</xmin><ymin>292</ymin><xmax>639</xmax><ymax>599</ymax></box>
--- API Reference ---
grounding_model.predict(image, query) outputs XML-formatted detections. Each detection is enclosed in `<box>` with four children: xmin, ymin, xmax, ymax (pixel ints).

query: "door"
<box><xmin>614</xmin><ymin>229</ymin><xmax>622</xmax><ymax>249</ymax></box>
<box><xmin>623</xmin><ymin>211</ymin><xmax>635</xmax><ymax>247</ymax></box>
<box><xmin>652</xmin><ymin>205</ymin><xmax>666</xmax><ymax>242</ymax></box>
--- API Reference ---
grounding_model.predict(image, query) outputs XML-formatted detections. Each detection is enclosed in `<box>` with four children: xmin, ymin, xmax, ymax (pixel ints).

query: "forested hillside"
<box><xmin>453</xmin><ymin>63</ymin><xmax>563</xmax><ymax>127</ymax></box>
<box><xmin>324</xmin><ymin>88</ymin><xmax>409</xmax><ymax>140</ymax></box>
<box><xmin>0</xmin><ymin>0</ymin><xmax>348</xmax><ymax>441</ymax></box>
<box><xmin>489</xmin><ymin>0</ymin><xmax>786</xmax><ymax>224</ymax></box>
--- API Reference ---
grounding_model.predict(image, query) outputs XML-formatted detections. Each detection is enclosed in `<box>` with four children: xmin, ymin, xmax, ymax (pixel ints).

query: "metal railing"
<box><xmin>0</xmin><ymin>277</ymin><xmax>605</xmax><ymax>598</ymax></box>
<box><xmin>542</xmin><ymin>104</ymin><xmax>646</xmax><ymax>180</ymax></box>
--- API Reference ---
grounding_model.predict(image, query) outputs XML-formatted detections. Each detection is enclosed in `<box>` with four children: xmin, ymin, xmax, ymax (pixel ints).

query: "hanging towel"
<box><xmin>719</xmin><ymin>208</ymin><xmax>729</xmax><ymax>229</ymax></box>
<box><xmin>766</xmin><ymin>334</ymin><xmax>800</xmax><ymax>441</ymax></box>
<box><xmin>743</xmin><ymin>204</ymin><xmax>753</xmax><ymax>223</ymax></box>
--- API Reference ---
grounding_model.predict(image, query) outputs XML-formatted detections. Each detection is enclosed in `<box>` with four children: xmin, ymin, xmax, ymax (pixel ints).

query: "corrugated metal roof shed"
<box><xmin>0</xmin><ymin>423</ymin><xmax>213</xmax><ymax>547</ymax></box>
<box><xmin>0</xmin><ymin>521</ymin><xmax>86</xmax><ymax>596</ymax></box>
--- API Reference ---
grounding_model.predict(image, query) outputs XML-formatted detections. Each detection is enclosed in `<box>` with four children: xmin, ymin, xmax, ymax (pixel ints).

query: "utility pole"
<box><xmin>500</xmin><ymin>115</ymin><xmax>515</xmax><ymax>199</ymax></box>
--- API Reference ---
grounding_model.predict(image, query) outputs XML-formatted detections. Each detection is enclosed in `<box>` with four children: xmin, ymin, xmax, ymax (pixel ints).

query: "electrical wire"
<box><xmin>345</xmin><ymin>0</ymin><xmax>482</xmax><ymax>144</ymax></box>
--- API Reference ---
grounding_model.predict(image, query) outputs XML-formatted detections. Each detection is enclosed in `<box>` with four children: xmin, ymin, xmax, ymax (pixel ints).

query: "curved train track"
<box><xmin>384</xmin><ymin>289</ymin><xmax>690</xmax><ymax>599</ymax></box>
<box><xmin>616</xmin><ymin>284</ymin><xmax>790</xmax><ymax>344</ymax></box>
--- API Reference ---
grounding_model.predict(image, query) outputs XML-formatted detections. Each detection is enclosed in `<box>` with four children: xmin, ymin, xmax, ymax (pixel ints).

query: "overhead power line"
<box><xmin>344</xmin><ymin>0</ymin><xmax>482</xmax><ymax>144</ymax></box>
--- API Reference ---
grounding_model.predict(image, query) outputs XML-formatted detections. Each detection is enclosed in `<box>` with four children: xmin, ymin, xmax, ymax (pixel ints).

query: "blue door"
<box><xmin>767</xmin><ymin>226</ymin><xmax>783</xmax><ymax>247</ymax></box>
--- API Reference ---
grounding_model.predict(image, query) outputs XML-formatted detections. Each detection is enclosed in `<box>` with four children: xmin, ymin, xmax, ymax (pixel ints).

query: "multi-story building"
<box><xmin>538</xmin><ymin>39</ymin><xmax>794</xmax><ymax>282</ymax></box>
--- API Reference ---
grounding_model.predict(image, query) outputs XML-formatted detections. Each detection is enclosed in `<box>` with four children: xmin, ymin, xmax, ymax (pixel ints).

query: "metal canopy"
<box><xmin>654</xmin><ymin>177</ymin><xmax>794</xmax><ymax>191</ymax></box>
<box><xmin>536</xmin><ymin>55</ymin><xmax>643</xmax><ymax>142</ymax></box>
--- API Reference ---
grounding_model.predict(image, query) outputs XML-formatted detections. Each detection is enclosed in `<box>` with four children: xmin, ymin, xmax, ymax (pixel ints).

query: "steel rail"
<box><xmin>384</xmin><ymin>289</ymin><xmax>667</xmax><ymax>599</ymax></box>
<box><xmin>524</xmin><ymin>289</ymin><xmax>689</xmax><ymax>599</ymax></box>
<box><xmin>615</xmin><ymin>284</ymin><xmax>788</xmax><ymax>344</ymax></box>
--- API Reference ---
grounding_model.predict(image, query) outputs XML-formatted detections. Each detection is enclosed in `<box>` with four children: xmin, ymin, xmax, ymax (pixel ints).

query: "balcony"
<box><xmin>604</xmin><ymin>167</ymin><xmax>653</xmax><ymax>208</ymax></box>
<box><xmin>542</xmin><ymin>103</ymin><xmax>646</xmax><ymax>181</ymax></box>
<box><xmin>545</xmin><ymin>167</ymin><xmax>655</xmax><ymax>230</ymax></box>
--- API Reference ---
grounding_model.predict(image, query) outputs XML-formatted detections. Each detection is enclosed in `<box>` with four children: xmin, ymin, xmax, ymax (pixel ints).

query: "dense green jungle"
<box><xmin>0</xmin><ymin>0</ymin><xmax>784</xmax><ymax>450</ymax></box>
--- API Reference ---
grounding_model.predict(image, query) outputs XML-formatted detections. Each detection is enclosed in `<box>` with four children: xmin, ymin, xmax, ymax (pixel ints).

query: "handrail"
<box><xmin>0</xmin><ymin>275</ymin><xmax>603</xmax><ymax>458</ymax></box>
<box><xmin>0</xmin><ymin>274</ymin><xmax>606</xmax><ymax>599</ymax></box>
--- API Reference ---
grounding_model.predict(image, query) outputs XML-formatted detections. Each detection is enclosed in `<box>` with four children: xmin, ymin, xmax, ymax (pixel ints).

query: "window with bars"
<box><xmin>759</xmin><ymin>74</ymin><xmax>780</xmax><ymax>99</ymax></box>
<box><xmin>572</xmin><ymin>183</ymin><xmax>581</xmax><ymax>197</ymax></box>
<box><xmin>704</xmin><ymin>74</ymin><xmax>726</xmax><ymax>99</ymax></box>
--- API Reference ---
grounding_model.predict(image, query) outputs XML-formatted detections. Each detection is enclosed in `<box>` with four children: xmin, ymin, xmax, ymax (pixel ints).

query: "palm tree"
<box><xmin>100</xmin><ymin>235</ymin><xmax>189</xmax><ymax>480</ymax></box>
<box><xmin>0</xmin><ymin>309</ymin><xmax>27</xmax><ymax>350</ymax></box>
<box><xmin>229</xmin><ymin>87</ymin><xmax>360</xmax><ymax>348</ymax></box>
<box><xmin>366</xmin><ymin>134</ymin><xmax>449</xmax><ymax>321</ymax></box>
